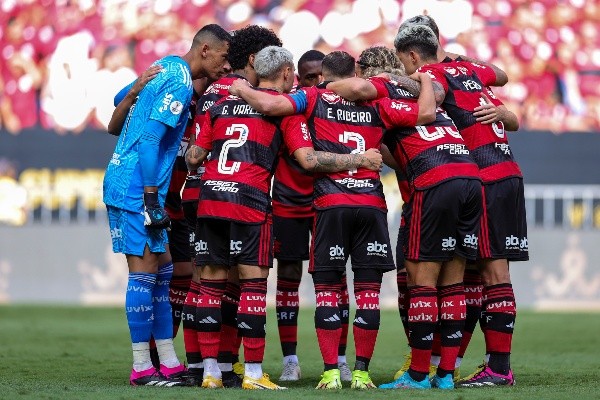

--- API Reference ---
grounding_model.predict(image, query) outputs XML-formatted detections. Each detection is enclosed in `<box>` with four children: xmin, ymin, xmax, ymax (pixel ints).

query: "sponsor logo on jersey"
<box><xmin>170</xmin><ymin>100</ymin><xmax>183</xmax><ymax>115</ymax></box>
<box><xmin>334</xmin><ymin>177</ymin><xmax>374</xmax><ymax>188</ymax></box>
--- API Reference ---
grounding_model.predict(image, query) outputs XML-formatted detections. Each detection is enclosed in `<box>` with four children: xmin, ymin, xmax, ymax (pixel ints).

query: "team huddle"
<box><xmin>102</xmin><ymin>15</ymin><xmax>528</xmax><ymax>391</ymax></box>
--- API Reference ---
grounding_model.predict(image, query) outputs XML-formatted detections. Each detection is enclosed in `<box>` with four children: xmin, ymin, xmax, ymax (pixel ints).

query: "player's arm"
<box><xmin>325</xmin><ymin>77</ymin><xmax>379</xmax><ymax>101</ymax></box>
<box><xmin>107</xmin><ymin>65</ymin><xmax>162</xmax><ymax>135</ymax></box>
<box><xmin>412</xmin><ymin>72</ymin><xmax>436</xmax><ymax>125</ymax></box>
<box><xmin>293</xmin><ymin>147</ymin><xmax>383</xmax><ymax>173</ymax></box>
<box><xmin>446</xmin><ymin>52</ymin><xmax>508</xmax><ymax>86</ymax></box>
<box><xmin>185</xmin><ymin>111</ymin><xmax>212</xmax><ymax>170</ymax></box>
<box><xmin>473</xmin><ymin>93</ymin><xmax>519</xmax><ymax>131</ymax></box>
<box><xmin>228</xmin><ymin>79</ymin><xmax>296</xmax><ymax>116</ymax></box>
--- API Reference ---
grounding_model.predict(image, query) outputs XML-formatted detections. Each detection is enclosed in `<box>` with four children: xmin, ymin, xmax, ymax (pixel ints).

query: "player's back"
<box><xmin>103</xmin><ymin>55</ymin><xmax>193</xmax><ymax>213</ymax></box>
<box><xmin>301</xmin><ymin>84</ymin><xmax>387</xmax><ymax>211</ymax></box>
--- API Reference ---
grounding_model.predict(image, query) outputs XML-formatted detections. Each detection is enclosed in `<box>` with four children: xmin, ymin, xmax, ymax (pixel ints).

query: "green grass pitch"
<box><xmin>1</xmin><ymin>306</ymin><xmax>598</xmax><ymax>399</ymax></box>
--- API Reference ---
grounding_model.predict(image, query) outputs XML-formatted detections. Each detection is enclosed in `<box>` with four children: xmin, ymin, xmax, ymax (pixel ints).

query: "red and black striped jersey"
<box><xmin>181</xmin><ymin>74</ymin><xmax>248</xmax><ymax>204</ymax></box>
<box><xmin>286</xmin><ymin>84</ymin><xmax>419</xmax><ymax>211</ymax></box>
<box><xmin>196</xmin><ymin>89</ymin><xmax>312</xmax><ymax>224</ymax></box>
<box><xmin>369</xmin><ymin>77</ymin><xmax>480</xmax><ymax>192</ymax></box>
<box><xmin>165</xmin><ymin>91</ymin><xmax>199</xmax><ymax>219</ymax></box>
<box><xmin>421</xmin><ymin>61</ymin><xmax>522</xmax><ymax>183</ymax></box>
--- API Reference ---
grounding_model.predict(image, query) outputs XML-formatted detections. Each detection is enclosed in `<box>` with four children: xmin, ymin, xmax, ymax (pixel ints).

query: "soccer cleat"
<box><xmin>222</xmin><ymin>371</ymin><xmax>243</xmax><ymax>388</ymax></box>
<box><xmin>180</xmin><ymin>367</ymin><xmax>203</xmax><ymax>386</ymax></box>
<box><xmin>350</xmin><ymin>370</ymin><xmax>376</xmax><ymax>389</ymax></box>
<box><xmin>459</xmin><ymin>362</ymin><xmax>486</xmax><ymax>382</ymax></box>
<box><xmin>430</xmin><ymin>374</ymin><xmax>454</xmax><ymax>390</ymax></box>
<box><xmin>279</xmin><ymin>361</ymin><xmax>301</xmax><ymax>381</ymax></box>
<box><xmin>201</xmin><ymin>374</ymin><xmax>223</xmax><ymax>388</ymax></box>
<box><xmin>129</xmin><ymin>367</ymin><xmax>185</xmax><ymax>387</ymax></box>
<box><xmin>457</xmin><ymin>365</ymin><xmax>515</xmax><ymax>387</ymax></box>
<box><xmin>233</xmin><ymin>361</ymin><xmax>245</xmax><ymax>378</ymax></box>
<box><xmin>315</xmin><ymin>369</ymin><xmax>342</xmax><ymax>389</ymax></box>
<box><xmin>242</xmin><ymin>373</ymin><xmax>287</xmax><ymax>390</ymax></box>
<box><xmin>338</xmin><ymin>361</ymin><xmax>352</xmax><ymax>382</ymax></box>
<box><xmin>393</xmin><ymin>352</ymin><xmax>412</xmax><ymax>380</ymax></box>
<box><xmin>379</xmin><ymin>371</ymin><xmax>431</xmax><ymax>389</ymax></box>
<box><xmin>159</xmin><ymin>364</ymin><xmax>186</xmax><ymax>379</ymax></box>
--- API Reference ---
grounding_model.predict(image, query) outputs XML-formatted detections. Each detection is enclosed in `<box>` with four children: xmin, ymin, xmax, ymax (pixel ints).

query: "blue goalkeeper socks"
<box><xmin>152</xmin><ymin>262</ymin><xmax>174</xmax><ymax>340</ymax></box>
<box><xmin>125</xmin><ymin>273</ymin><xmax>156</xmax><ymax>343</ymax></box>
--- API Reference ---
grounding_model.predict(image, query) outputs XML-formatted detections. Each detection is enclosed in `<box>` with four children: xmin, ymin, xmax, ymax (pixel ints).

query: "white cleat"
<box><xmin>279</xmin><ymin>362</ymin><xmax>301</xmax><ymax>381</ymax></box>
<box><xmin>338</xmin><ymin>362</ymin><xmax>352</xmax><ymax>382</ymax></box>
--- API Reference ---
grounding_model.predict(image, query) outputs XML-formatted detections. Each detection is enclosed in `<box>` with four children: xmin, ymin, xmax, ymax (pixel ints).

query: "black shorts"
<box><xmin>195</xmin><ymin>216</ymin><xmax>273</xmax><ymax>268</ymax></box>
<box><xmin>182</xmin><ymin>201</ymin><xmax>198</xmax><ymax>259</ymax></box>
<box><xmin>401</xmin><ymin>178</ymin><xmax>482</xmax><ymax>262</ymax></box>
<box><xmin>480</xmin><ymin>177</ymin><xmax>529</xmax><ymax>261</ymax></box>
<box><xmin>167</xmin><ymin>218</ymin><xmax>191</xmax><ymax>263</ymax></box>
<box><xmin>273</xmin><ymin>215</ymin><xmax>312</xmax><ymax>261</ymax></box>
<box><xmin>396</xmin><ymin>215</ymin><xmax>406</xmax><ymax>270</ymax></box>
<box><xmin>309</xmin><ymin>207</ymin><xmax>395</xmax><ymax>273</ymax></box>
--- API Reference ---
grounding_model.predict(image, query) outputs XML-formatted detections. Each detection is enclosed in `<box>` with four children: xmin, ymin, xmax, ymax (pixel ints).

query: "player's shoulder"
<box><xmin>152</xmin><ymin>55</ymin><xmax>193</xmax><ymax>88</ymax></box>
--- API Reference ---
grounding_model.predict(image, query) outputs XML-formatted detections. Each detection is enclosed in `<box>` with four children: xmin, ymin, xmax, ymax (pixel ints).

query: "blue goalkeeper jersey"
<box><xmin>103</xmin><ymin>55</ymin><xmax>193</xmax><ymax>213</ymax></box>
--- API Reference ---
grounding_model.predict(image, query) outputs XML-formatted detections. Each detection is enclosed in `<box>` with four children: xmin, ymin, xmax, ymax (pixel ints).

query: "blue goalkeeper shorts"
<box><xmin>107</xmin><ymin>206</ymin><xmax>168</xmax><ymax>256</ymax></box>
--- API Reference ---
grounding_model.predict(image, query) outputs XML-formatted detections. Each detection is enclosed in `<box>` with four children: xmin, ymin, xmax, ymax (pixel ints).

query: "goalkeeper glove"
<box><xmin>143</xmin><ymin>192</ymin><xmax>170</xmax><ymax>230</ymax></box>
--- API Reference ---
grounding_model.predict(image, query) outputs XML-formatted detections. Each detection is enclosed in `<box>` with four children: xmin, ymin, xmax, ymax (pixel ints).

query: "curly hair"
<box><xmin>228</xmin><ymin>25</ymin><xmax>282</xmax><ymax>71</ymax></box>
<box><xmin>357</xmin><ymin>46</ymin><xmax>405</xmax><ymax>78</ymax></box>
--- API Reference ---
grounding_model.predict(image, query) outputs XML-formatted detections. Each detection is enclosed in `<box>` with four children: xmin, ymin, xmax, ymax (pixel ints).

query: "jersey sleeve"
<box><xmin>420</xmin><ymin>65</ymin><xmax>449</xmax><ymax>93</ymax></box>
<box><xmin>196</xmin><ymin>109</ymin><xmax>213</xmax><ymax>151</ymax></box>
<box><xmin>148</xmin><ymin>66</ymin><xmax>190</xmax><ymax>128</ymax></box>
<box><xmin>366</xmin><ymin>77</ymin><xmax>390</xmax><ymax>99</ymax></box>
<box><xmin>280</xmin><ymin>114</ymin><xmax>313</xmax><ymax>154</ymax></box>
<box><xmin>468</xmin><ymin>62</ymin><xmax>497</xmax><ymax>87</ymax></box>
<box><xmin>375</xmin><ymin>98</ymin><xmax>419</xmax><ymax>129</ymax></box>
<box><xmin>283</xmin><ymin>86</ymin><xmax>318</xmax><ymax>116</ymax></box>
<box><xmin>483</xmin><ymin>86</ymin><xmax>504</xmax><ymax>107</ymax></box>
<box><xmin>113</xmin><ymin>80</ymin><xmax>135</xmax><ymax>106</ymax></box>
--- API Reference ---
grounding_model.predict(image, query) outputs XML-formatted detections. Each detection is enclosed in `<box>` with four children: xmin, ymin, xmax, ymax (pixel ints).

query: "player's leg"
<box><xmin>311</xmin><ymin>209</ymin><xmax>348</xmax><ymax>390</ymax></box>
<box><xmin>235</xmin><ymin>216</ymin><xmax>286</xmax><ymax>390</ymax></box>
<box><xmin>194</xmin><ymin>218</ymin><xmax>230</xmax><ymax>389</ymax></box>
<box><xmin>167</xmin><ymin>219</ymin><xmax>193</xmax><ymax>340</ymax></box>
<box><xmin>459</xmin><ymin>178</ymin><xmax>526</xmax><ymax>387</ymax></box>
<box><xmin>348</xmin><ymin>207</ymin><xmax>395</xmax><ymax>389</ymax></box>
<box><xmin>338</xmin><ymin>273</ymin><xmax>351</xmax><ymax>381</ymax></box>
<box><xmin>108</xmin><ymin>206</ymin><xmax>184</xmax><ymax>386</ymax></box>
<box><xmin>216</xmin><ymin>266</ymin><xmax>242</xmax><ymax>387</ymax></box>
<box><xmin>273</xmin><ymin>215</ymin><xmax>311</xmax><ymax>381</ymax></box>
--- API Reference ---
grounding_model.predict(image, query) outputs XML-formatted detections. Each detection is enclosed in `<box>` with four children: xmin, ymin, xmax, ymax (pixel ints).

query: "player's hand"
<box><xmin>143</xmin><ymin>192</ymin><xmax>171</xmax><ymax>230</ymax></box>
<box><xmin>362</xmin><ymin>148</ymin><xmax>383</xmax><ymax>171</ymax></box>
<box><xmin>131</xmin><ymin>65</ymin><xmax>162</xmax><ymax>97</ymax></box>
<box><xmin>229</xmin><ymin>79</ymin><xmax>251</xmax><ymax>96</ymax></box>
<box><xmin>408</xmin><ymin>71</ymin><xmax>423</xmax><ymax>82</ymax></box>
<box><xmin>473</xmin><ymin>94</ymin><xmax>500</xmax><ymax>124</ymax></box>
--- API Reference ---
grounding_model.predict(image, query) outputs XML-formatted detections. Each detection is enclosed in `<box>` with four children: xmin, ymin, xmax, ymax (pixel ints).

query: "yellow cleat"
<box><xmin>457</xmin><ymin>362</ymin><xmax>486</xmax><ymax>383</ymax></box>
<box><xmin>242</xmin><ymin>373</ymin><xmax>286</xmax><ymax>390</ymax></box>
<box><xmin>393</xmin><ymin>353</ymin><xmax>412</xmax><ymax>380</ymax></box>
<box><xmin>315</xmin><ymin>369</ymin><xmax>342</xmax><ymax>389</ymax></box>
<box><xmin>350</xmin><ymin>370</ymin><xmax>376</xmax><ymax>389</ymax></box>
<box><xmin>201</xmin><ymin>374</ymin><xmax>223</xmax><ymax>388</ymax></box>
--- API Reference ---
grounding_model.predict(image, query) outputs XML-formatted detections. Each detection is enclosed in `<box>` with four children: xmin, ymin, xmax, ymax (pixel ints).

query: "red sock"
<box><xmin>183</xmin><ymin>281</ymin><xmax>201</xmax><ymax>364</ymax></box>
<box><xmin>169</xmin><ymin>275</ymin><xmax>191</xmax><ymax>338</ymax></box>
<box><xmin>238</xmin><ymin>278</ymin><xmax>268</xmax><ymax>363</ymax></box>
<box><xmin>353</xmin><ymin>281</ymin><xmax>381</xmax><ymax>370</ymax></box>
<box><xmin>438</xmin><ymin>283</ymin><xmax>466</xmax><ymax>372</ymax></box>
<box><xmin>314</xmin><ymin>283</ymin><xmax>342</xmax><ymax>369</ymax></box>
<box><xmin>408</xmin><ymin>286</ymin><xmax>438</xmax><ymax>374</ymax></box>
<box><xmin>196</xmin><ymin>279</ymin><xmax>227</xmax><ymax>360</ymax></box>
<box><xmin>483</xmin><ymin>284</ymin><xmax>516</xmax><ymax>354</ymax></box>
<box><xmin>276</xmin><ymin>278</ymin><xmax>301</xmax><ymax>356</ymax></box>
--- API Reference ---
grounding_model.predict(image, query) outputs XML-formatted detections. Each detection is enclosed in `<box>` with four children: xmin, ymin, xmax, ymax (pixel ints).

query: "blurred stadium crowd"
<box><xmin>0</xmin><ymin>0</ymin><xmax>599</xmax><ymax>135</ymax></box>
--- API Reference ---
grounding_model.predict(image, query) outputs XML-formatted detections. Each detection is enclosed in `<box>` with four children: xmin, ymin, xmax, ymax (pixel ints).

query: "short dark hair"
<box><xmin>297</xmin><ymin>50</ymin><xmax>325</xmax><ymax>70</ymax></box>
<box><xmin>228</xmin><ymin>25</ymin><xmax>282</xmax><ymax>71</ymax></box>
<box><xmin>398</xmin><ymin>15</ymin><xmax>440</xmax><ymax>40</ymax></box>
<box><xmin>322</xmin><ymin>51</ymin><xmax>355</xmax><ymax>79</ymax></box>
<box><xmin>191</xmin><ymin>24</ymin><xmax>231</xmax><ymax>48</ymax></box>
<box><xmin>394</xmin><ymin>25</ymin><xmax>438</xmax><ymax>60</ymax></box>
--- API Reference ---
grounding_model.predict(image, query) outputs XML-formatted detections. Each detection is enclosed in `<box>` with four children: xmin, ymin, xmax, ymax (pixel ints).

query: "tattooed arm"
<box><xmin>293</xmin><ymin>147</ymin><xmax>382</xmax><ymax>173</ymax></box>
<box><xmin>185</xmin><ymin>145</ymin><xmax>209</xmax><ymax>171</ymax></box>
<box><xmin>378</xmin><ymin>72</ymin><xmax>445</xmax><ymax>106</ymax></box>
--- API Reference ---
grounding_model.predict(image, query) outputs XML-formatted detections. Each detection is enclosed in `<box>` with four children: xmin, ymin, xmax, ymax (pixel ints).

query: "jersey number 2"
<box><xmin>218</xmin><ymin>123</ymin><xmax>249</xmax><ymax>175</ymax></box>
<box><xmin>339</xmin><ymin>131</ymin><xmax>365</xmax><ymax>175</ymax></box>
